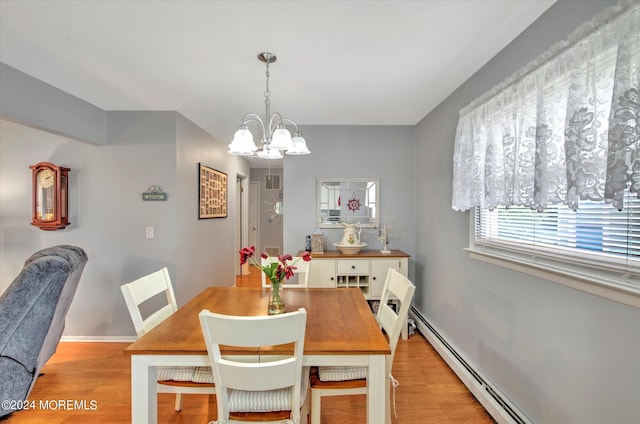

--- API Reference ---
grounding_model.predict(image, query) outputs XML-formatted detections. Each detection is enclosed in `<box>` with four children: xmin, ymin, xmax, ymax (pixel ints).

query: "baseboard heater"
<box><xmin>410</xmin><ymin>307</ymin><xmax>531</xmax><ymax>424</ymax></box>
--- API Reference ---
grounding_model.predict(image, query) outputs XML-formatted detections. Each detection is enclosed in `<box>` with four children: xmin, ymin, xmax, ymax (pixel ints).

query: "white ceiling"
<box><xmin>0</xmin><ymin>0</ymin><xmax>555</xmax><ymax>167</ymax></box>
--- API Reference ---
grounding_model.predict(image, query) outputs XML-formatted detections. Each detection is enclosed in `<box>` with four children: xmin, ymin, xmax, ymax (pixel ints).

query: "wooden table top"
<box><xmin>124</xmin><ymin>287</ymin><xmax>390</xmax><ymax>357</ymax></box>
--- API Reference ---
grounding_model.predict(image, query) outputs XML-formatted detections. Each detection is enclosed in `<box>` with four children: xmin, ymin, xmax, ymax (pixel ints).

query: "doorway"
<box><xmin>236</xmin><ymin>174</ymin><xmax>249</xmax><ymax>276</ymax></box>
<box><xmin>249</xmin><ymin>181</ymin><xmax>259</xmax><ymax>253</ymax></box>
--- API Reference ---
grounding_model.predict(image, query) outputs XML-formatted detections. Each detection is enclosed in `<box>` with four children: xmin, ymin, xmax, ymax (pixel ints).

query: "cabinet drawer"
<box><xmin>337</xmin><ymin>259</ymin><xmax>369</xmax><ymax>274</ymax></box>
<box><xmin>308</xmin><ymin>259</ymin><xmax>336</xmax><ymax>288</ymax></box>
<box><xmin>370</xmin><ymin>258</ymin><xmax>407</xmax><ymax>298</ymax></box>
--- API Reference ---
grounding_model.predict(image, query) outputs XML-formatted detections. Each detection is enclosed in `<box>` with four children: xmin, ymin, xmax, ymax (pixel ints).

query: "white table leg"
<box><xmin>367</xmin><ymin>354</ymin><xmax>386</xmax><ymax>424</ymax></box>
<box><xmin>385</xmin><ymin>359</ymin><xmax>392</xmax><ymax>424</ymax></box>
<box><xmin>131</xmin><ymin>355</ymin><xmax>157</xmax><ymax>423</ymax></box>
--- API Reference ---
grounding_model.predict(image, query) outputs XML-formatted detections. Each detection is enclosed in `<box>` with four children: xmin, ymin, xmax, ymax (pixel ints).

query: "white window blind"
<box><xmin>475</xmin><ymin>188</ymin><xmax>640</xmax><ymax>278</ymax></box>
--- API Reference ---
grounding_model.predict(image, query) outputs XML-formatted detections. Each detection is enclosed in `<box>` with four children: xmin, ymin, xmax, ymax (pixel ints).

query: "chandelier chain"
<box><xmin>264</xmin><ymin>60</ymin><xmax>271</xmax><ymax>107</ymax></box>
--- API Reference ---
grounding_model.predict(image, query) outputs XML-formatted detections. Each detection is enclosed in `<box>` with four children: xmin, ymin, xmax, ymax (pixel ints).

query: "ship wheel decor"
<box><xmin>346</xmin><ymin>192</ymin><xmax>362</xmax><ymax>212</ymax></box>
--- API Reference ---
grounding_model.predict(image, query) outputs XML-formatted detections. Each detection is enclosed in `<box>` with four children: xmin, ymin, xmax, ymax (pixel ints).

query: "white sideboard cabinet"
<box><xmin>298</xmin><ymin>249</ymin><xmax>411</xmax><ymax>338</ymax></box>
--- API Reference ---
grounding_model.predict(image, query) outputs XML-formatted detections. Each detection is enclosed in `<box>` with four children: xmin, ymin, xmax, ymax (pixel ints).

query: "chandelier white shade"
<box><xmin>269</xmin><ymin>126</ymin><xmax>294</xmax><ymax>151</ymax></box>
<box><xmin>228</xmin><ymin>127</ymin><xmax>258</xmax><ymax>155</ymax></box>
<box><xmin>287</xmin><ymin>133</ymin><xmax>311</xmax><ymax>155</ymax></box>
<box><xmin>228</xmin><ymin>52</ymin><xmax>310</xmax><ymax>159</ymax></box>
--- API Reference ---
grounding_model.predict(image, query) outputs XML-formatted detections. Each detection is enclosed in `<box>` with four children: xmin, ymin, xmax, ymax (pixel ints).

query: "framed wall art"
<box><xmin>198</xmin><ymin>163</ymin><xmax>227</xmax><ymax>219</ymax></box>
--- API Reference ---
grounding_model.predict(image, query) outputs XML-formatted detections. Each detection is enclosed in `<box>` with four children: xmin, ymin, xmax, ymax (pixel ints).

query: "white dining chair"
<box><xmin>309</xmin><ymin>268</ymin><xmax>416</xmax><ymax>424</ymax></box>
<box><xmin>260</xmin><ymin>256</ymin><xmax>310</xmax><ymax>288</ymax></box>
<box><xmin>120</xmin><ymin>267</ymin><xmax>215</xmax><ymax>411</ymax></box>
<box><xmin>199</xmin><ymin>308</ymin><xmax>309</xmax><ymax>424</ymax></box>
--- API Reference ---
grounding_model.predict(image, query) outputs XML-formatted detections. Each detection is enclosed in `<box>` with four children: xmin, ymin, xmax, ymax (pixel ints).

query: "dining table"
<box><xmin>124</xmin><ymin>286</ymin><xmax>391</xmax><ymax>424</ymax></box>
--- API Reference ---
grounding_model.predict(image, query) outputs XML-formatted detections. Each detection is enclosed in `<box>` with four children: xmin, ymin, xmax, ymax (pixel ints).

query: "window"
<box><xmin>474</xmin><ymin>188</ymin><xmax>640</xmax><ymax>297</ymax></box>
<box><xmin>265</xmin><ymin>174</ymin><xmax>281</xmax><ymax>190</ymax></box>
<box><xmin>452</xmin><ymin>3</ymin><xmax>640</xmax><ymax>304</ymax></box>
<box><xmin>476</xmin><ymin>190</ymin><xmax>640</xmax><ymax>270</ymax></box>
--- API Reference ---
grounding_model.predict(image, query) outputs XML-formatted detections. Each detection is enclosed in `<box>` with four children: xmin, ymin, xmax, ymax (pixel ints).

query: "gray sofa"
<box><xmin>0</xmin><ymin>245</ymin><xmax>88</xmax><ymax>417</ymax></box>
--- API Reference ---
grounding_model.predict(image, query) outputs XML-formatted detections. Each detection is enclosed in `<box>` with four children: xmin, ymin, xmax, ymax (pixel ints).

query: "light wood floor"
<box><xmin>235</xmin><ymin>267</ymin><xmax>264</xmax><ymax>287</ymax></box>
<box><xmin>3</xmin><ymin>269</ymin><xmax>495</xmax><ymax>424</ymax></box>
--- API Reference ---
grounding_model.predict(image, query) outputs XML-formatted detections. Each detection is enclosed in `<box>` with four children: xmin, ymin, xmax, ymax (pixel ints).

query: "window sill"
<box><xmin>466</xmin><ymin>246</ymin><xmax>640</xmax><ymax>309</ymax></box>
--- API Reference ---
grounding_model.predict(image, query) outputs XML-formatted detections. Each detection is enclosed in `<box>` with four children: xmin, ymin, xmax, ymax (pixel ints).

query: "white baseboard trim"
<box><xmin>410</xmin><ymin>308</ymin><xmax>531</xmax><ymax>424</ymax></box>
<box><xmin>60</xmin><ymin>335</ymin><xmax>137</xmax><ymax>342</ymax></box>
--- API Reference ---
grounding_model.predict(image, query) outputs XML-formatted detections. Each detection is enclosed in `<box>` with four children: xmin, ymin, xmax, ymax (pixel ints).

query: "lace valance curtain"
<box><xmin>452</xmin><ymin>0</ymin><xmax>640</xmax><ymax>212</ymax></box>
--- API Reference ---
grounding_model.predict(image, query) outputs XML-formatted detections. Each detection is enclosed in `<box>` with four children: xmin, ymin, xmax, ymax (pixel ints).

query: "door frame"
<box><xmin>236</xmin><ymin>174</ymin><xmax>250</xmax><ymax>276</ymax></box>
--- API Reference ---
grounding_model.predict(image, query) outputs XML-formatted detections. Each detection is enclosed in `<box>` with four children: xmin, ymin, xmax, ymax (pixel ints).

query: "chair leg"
<box><xmin>301</xmin><ymin>387</ymin><xmax>310</xmax><ymax>424</ymax></box>
<box><xmin>174</xmin><ymin>393</ymin><xmax>183</xmax><ymax>411</ymax></box>
<box><xmin>310</xmin><ymin>389</ymin><xmax>321</xmax><ymax>424</ymax></box>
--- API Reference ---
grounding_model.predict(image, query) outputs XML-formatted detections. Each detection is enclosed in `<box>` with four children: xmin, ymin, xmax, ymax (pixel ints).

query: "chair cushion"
<box><xmin>157</xmin><ymin>366</ymin><xmax>213</xmax><ymax>384</ymax></box>
<box><xmin>192</xmin><ymin>366</ymin><xmax>215</xmax><ymax>383</ymax></box>
<box><xmin>228</xmin><ymin>367</ymin><xmax>309</xmax><ymax>413</ymax></box>
<box><xmin>318</xmin><ymin>366</ymin><xmax>366</xmax><ymax>381</ymax></box>
<box><xmin>229</xmin><ymin>387</ymin><xmax>292</xmax><ymax>412</ymax></box>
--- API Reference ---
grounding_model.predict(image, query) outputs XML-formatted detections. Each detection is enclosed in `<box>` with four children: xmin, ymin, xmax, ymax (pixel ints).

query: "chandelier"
<box><xmin>228</xmin><ymin>52</ymin><xmax>310</xmax><ymax>158</ymax></box>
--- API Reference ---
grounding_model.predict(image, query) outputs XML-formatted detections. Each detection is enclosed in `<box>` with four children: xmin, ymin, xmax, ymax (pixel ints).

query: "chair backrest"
<box><xmin>0</xmin><ymin>245</ymin><xmax>88</xmax><ymax>415</ymax></box>
<box><xmin>260</xmin><ymin>256</ymin><xmax>310</xmax><ymax>288</ymax></box>
<box><xmin>377</xmin><ymin>268</ymin><xmax>416</xmax><ymax>363</ymax></box>
<box><xmin>23</xmin><ymin>245</ymin><xmax>88</xmax><ymax>371</ymax></box>
<box><xmin>120</xmin><ymin>267</ymin><xmax>178</xmax><ymax>337</ymax></box>
<box><xmin>199</xmin><ymin>308</ymin><xmax>307</xmax><ymax>423</ymax></box>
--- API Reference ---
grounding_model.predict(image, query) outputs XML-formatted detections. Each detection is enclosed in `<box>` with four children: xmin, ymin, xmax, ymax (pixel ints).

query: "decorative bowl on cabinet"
<box><xmin>333</xmin><ymin>242</ymin><xmax>367</xmax><ymax>254</ymax></box>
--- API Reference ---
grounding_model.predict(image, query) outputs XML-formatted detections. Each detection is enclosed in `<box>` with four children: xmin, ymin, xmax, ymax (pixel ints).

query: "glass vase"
<box><xmin>268</xmin><ymin>282</ymin><xmax>286</xmax><ymax>315</ymax></box>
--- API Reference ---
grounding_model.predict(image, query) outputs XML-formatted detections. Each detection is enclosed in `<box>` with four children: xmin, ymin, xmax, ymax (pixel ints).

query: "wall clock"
<box><xmin>30</xmin><ymin>162</ymin><xmax>70</xmax><ymax>230</ymax></box>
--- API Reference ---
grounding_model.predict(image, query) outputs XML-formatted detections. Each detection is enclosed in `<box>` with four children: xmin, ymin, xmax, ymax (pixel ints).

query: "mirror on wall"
<box><xmin>317</xmin><ymin>178</ymin><xmax>379</xmax><ymax>228</ymax></box>
<box><xmin>266</xmin><ymin>198</ymin><xmax>283</xmax><ymax>224</ymax></box>
<box><xmin>273</xmin><ymin>200</ymin><xmax>283</xmax><ymax>216</ymax></box>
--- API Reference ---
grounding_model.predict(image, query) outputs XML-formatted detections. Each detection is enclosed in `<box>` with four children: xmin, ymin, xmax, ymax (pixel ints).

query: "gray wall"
<box><xmin>414</xmin><ymin>1</ymin><xmax>639</xmax><ymax>423</ymax></box>
<box><xmin>1</xmin><ymin>114</ymin><xmax>179</xmax><ymax>335</ymax></box>
<box><xmin>284</xmin><ymin>125</ymin><xmax>416</xmax><ymax>272</ymax></box>
<box><xmin>0</xmin><ymin>62</ymin><xmax>107</xmax><ymax>145</ymax></box>
<box><xmin>0</xmin><ymin>67</ymin><xmax>249</xmax><ymax>336</ymax></box>
<box><xmin>175</xmin><ymin>114</ymin><xmax>250</xmax><ymax>305</ymax></box>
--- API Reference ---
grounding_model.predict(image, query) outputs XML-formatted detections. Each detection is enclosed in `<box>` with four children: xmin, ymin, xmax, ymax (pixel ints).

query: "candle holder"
<box><xmin>311</xmin><ymin>232</ymin><xmax>324</xmax><ymax>254</ymax></box>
